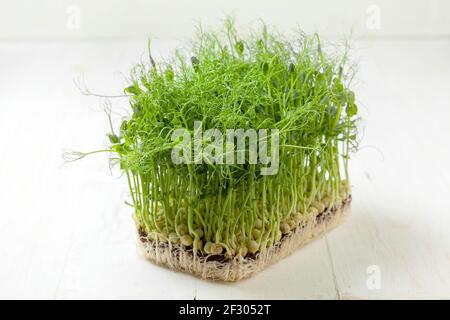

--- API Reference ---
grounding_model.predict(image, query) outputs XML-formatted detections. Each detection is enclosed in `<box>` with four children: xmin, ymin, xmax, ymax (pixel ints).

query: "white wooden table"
<box><xmin>0</xmin><ymin>38</ymin><xmax>449</xmax><ymax>299</ymax></box>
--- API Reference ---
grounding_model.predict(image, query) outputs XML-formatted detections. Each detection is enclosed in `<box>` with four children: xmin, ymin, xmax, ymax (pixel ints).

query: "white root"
<box><xmin>138</xmin><ymin>198</ymin><xmax>351</xmax><ymax>281</ymax></box>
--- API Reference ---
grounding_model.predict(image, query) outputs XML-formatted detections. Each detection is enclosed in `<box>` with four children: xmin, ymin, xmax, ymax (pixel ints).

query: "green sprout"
<box><xmin>69</xmin><ymin>18</ymin><xmax>358</xmax><ymax>258</ymax></box>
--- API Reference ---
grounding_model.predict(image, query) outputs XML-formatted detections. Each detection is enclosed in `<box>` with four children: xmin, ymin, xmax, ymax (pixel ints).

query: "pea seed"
<box><xmin>157</xmin><ymin>233</ymin><xmax>168</xmax><ymax>242</ymax></box>
<box><xmin>193</xmin><ymin>238</ymin><xmax>203</xmax><ymax>251</ymax></box>
<box><xmin>180</xmin><ymin>234</ymin><xmax>193</xmax><ymax>246</ymax></box>
<box><xmin>248</xmin><ymin>240</ymin><xmax>259</xmax><ymax>254</ymax></box>
<box><xmin>280</xmin><ymin>222</ymin><xmax>291</xmax><ymax>234</ymax></box>
<box><xmin>238</xmin><ymin>246</ymin><xmax>248</xmax><ymax>257</ymax></box>
<box><xmin>312</xmin><ymin>201</ymin><xmax>325</xmax><ymax>213</ymax></box>
<box><xmin>308</xmin><ymin>207</ymin><xmax>319</xmax><ymax>216</ymax></box>
<box><xmin>204</xmin><ymin>241</ymin><xmax>213</xmax><ymax>254</ymax></box>
<box><xmin>288</xmin><ymin>219</ymin><xmax>296</xmax><ymax>229</ymax></box>
<box><xmin>169</xmin><ymin>232</ymin><xmax>179</xmax><ymax>243</ymax></box>
<box><xmin>194</xmin><ymin>228</ymin><xmax>204</xmax><ymax>239</ymax></box>
<box><xmin>177</xmin><ymin>224</ymin><xmax>188</xmax><ymax>236</ymax></box>
<box><xmin>210</xmin><ymin>243</ymin><xmax>223</xmax><ymax>255</ymax></box>
<box><xmin>292</xmin><ymin>212</ymin><xmax>302</xmax><ymax>223</ymax></box>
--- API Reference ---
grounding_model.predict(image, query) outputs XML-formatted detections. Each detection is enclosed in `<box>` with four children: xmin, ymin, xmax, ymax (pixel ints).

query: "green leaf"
<box><xmin>132</xmin><ymin>103</ymin><xmax>142</xmax><ymax>117</ymax></box>
<box><xmin>256</xmin><ymin>39</ymin><xmax>264</xmax><ymax>50</ymax></box>
<box><xmin>191</xmin><ymin>56</ymin><xmax>199</xmax><ymax>72</ymax></box>
<box><xmin>112</xmin><ymin>143</ymin><xmax>125</xmax><ymax>153</ymax></box>
<box><xmin>261</xmin><ymin>62</ymin><xmax>269</xmax><ymax>75</ymax></box>
<box><xmin>235</xmin><ymin>40</ymin><xmax>244</xmax><ymax>55</ymax></box>
<box><xmin>326</xmin><ymin>105</ymin><xmax>337</xmax><ymax>117</ymax></box>
<box><xmin>288</xmin><ymin>63</ymin><xmax>295</xmax><ymax>74</ymax></box>
<box><xmin>165</xmin><ymin>68</ymin><xmax>174</xmax><ymax>81</ymax></box>
<box><xmin>124</xmin><ymin>84</ymin><xmax>141</xmax><ymax>95</ymax></box>
<box><xmin>346</xmin><ymin>90</ymin><xmax>355</xmax><ymax>104</ymax></box>
<box><xmin>108</xmin><ymin>133</ymin><xmax>120</xmax><ymax>144</ymax></box>
<box><xmin>271</xmin><ymin>77</ymin><xmax>281</xmax><ymax>88</ymax></box>
<box><xmin>120</xmin><ymin>120</ymin><xmax>128</xmax><ymax>134</ymax></box>
<box><xmin>346</xmin><ymin>102</ymin><xmax>358</xmax><ymax>117</ymax></box>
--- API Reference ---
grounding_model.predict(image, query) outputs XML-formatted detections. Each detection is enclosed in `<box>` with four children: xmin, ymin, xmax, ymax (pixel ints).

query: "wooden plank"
<box><xmin>0</xmin><ymin>39</ymin><xmax>449</xmax><ymax>299</ymax></box>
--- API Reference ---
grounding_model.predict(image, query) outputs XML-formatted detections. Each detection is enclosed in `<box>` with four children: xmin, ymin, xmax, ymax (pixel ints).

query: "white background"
<box><xmin>0</xmin><ymin>1</ymin><xmax>449</xmax><ymax>299</ymax></box>
<box><xmin>1</xmin><ymin>0</ymin><xmax>449</xmax><ymax>39</ymax></box>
